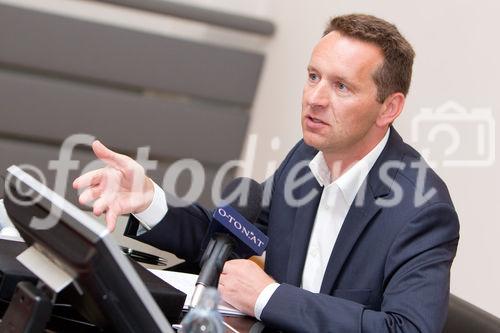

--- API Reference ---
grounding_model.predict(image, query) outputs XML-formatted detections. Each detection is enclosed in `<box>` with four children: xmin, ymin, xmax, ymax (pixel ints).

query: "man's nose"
<box><xmin>307</xmin><ymin>82</ymin><xmax>330</xmax><ymax>108</ymax></box>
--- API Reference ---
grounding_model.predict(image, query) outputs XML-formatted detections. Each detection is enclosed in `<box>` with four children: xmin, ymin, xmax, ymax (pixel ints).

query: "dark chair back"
<box><xmin>443</xmin><ymin>294</ymin><xmax>500</xmax><ymax>333</ymax></box>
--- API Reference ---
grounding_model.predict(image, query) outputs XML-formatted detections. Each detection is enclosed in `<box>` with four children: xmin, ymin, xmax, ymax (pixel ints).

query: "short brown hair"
<box><xmin>323</xmin><ymin>14</ymin><xmax>415</xmax><ymax>103</ymax></box>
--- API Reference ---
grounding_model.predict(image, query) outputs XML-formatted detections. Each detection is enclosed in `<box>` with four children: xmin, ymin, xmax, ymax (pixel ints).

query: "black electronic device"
<box><xmin>3</xmin><ymin>165</ymin><xmax>174</xmax><ymax>333</ymax></box>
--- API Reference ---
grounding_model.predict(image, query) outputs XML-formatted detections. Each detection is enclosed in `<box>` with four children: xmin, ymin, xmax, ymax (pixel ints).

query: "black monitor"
<box><xmin>3</xmin><ymin>165</ymin><xmax>174</xmax><ymax>333</ymax></box>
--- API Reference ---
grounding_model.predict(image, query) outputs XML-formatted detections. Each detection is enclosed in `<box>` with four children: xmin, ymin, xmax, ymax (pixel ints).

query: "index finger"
<box><xmin>92</xmin><ymin>140</ymin><xmax>130</xmax><ymax>171</ymax></box>
<box><xmin>222</xmin><ymin>260</ymin><xmax>237</xmax><ymax>274</ymax></box>
<box><xmin>73</xmin><ymin>169</ymin><xmax>103</xmax><ymax>189</ymax></box>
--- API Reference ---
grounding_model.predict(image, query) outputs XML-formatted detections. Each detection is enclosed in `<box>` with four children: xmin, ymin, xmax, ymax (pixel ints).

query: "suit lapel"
<box><xmin>319</xmin><ymin>183</ymin><xmax>381</xmax><ymax>293</ymax></box>
<box><xmin>285</xmin><ymin>176</ymin><xmax>322</xmax><ymax>286</ymax></box>
<box><xmin>319</xmin><ymin>128</ymin><xmax>407</xmax><ymax>294</ymax></box>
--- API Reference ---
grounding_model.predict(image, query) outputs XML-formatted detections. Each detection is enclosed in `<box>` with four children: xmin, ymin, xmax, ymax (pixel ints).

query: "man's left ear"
<box><xmin>377</xmin><ymin>93</ymin><xmax>405</xmax><ymax>127</ymax></box>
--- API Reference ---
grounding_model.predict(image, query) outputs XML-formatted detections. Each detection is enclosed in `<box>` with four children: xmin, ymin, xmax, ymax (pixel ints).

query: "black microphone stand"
<box><xmin>190</xmin><ymin>234</ymin><xmax>235</xmax><ymax>308</ymax></box>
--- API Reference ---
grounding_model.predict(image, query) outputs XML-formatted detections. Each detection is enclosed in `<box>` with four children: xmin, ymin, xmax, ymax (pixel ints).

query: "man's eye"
<box><xmin>337</xmin><ymin>82</ymin><xmax>347</xmax><ymax>90</ymax></box>
<box><xmin>309</xmin><ymin>73</ymin><xmax>319</xmax><ymax>81</ymax></box>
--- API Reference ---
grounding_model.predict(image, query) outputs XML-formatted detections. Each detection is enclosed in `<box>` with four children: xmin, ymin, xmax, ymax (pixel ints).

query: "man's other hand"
<box><xmin>72</xmin><ymin>140</ymin><xmax>154</xmax><ymax>231</ymax></box>
<box><xmin>218</xmin><ymin>259</ymin><xmax>275</xmax><ymax>317</ymax></box>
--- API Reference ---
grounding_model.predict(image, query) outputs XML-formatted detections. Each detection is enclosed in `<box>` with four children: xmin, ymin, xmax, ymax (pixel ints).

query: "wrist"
<box><xmin>136</xmin><ymin>177</ymin><xmax>154</xmax><ymax>213</ymax></box>
<box><xmin>254</xmin><ymin>283</ymin><xmax>280</xmax><ymax>320</ymax></box>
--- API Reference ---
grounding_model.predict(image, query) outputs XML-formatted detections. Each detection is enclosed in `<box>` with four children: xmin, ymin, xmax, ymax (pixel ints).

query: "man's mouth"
<box><xmin>305</xmin><ymin>115</ymin><xmax>327</xmax><ymax>125</ymax></box>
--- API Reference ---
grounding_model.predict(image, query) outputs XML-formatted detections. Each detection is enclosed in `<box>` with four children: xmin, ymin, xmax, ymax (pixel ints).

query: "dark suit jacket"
<box><xmin>125</xmin><ymin>128</ymin><xmax>460</xmax><ymax>333</ymax></box>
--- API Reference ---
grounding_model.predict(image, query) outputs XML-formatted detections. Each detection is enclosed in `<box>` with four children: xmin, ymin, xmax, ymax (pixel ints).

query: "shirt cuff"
<box><xmin>254</xmin><ymin>283</ymin><xmax>280</xmax><ymax>321</ymax></box>
<box><xmin>132</xmin><ymin>181</ymin><xmax>168</xmax><ymax>230</ymax></box>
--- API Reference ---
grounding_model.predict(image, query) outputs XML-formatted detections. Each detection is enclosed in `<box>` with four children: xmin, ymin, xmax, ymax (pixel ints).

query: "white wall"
<box><xmin>245</xmin><ymin>0</ymin><xmax>500</xmax><ymax>317</ymax></box>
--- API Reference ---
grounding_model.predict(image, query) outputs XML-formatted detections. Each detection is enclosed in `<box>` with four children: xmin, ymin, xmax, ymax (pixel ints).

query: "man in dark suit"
<box><xmin>74</xmin><ymin>14</ymin><xmax>459</xmax><ymax>332</ymax></box>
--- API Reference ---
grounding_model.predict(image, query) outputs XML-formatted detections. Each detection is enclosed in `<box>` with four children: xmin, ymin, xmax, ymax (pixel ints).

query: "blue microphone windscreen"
<box><xmin>210</xmin><ymin>177</ymin><xmax>268</xmax><ymax>256</ymax></box>
<box><xmin>220</xmin><ymin>178</ymin><xmax>263</xmax><ymax>224</ymax></box>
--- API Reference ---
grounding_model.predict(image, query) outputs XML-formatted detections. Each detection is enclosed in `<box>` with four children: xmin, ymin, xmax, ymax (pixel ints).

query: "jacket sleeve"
<box><xmin>123</xmin><ymin>140</ymin><xmax>306</xmax><ymax>263</ymax></box>
<box><xmin>261</xmin><ymin>202</ymin><xmax>460</xmax><ymax>333</ymax></box>
<box><xmin>124</xmin><ymin>202</ymin><xmax>213</xmax><ymax>263</ymax></box>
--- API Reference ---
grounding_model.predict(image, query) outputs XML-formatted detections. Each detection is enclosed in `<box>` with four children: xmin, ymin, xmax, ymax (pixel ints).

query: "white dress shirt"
<box><xmin>133</xmin><ymin>182</ymin><xmax>168</xmax><ymax>231</ymax></box>
<box><xmin>134</xmin><ymin>129</ymin><xmax>390</xmax><ymax>320</ymax></box>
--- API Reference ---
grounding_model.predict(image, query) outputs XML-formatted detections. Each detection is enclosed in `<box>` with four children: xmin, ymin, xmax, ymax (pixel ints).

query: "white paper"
<box><xmin>0</xmin><ymin>199</ymin><xmax>23</xmax><ymax>241</ymax></box>
<box><xmin>148</xmin><ymin>269</ymin><xmax>247</xmax><ymax>317</ymax></box>
<box><xmin>17</xmin><ymin>246</ymin><xmax>75</xmax><ymax>293</ymax></box>
<box><xmin>0</xmin><ymin>199</ymin><xmax>13</xmax><ymax>228</ymax></box>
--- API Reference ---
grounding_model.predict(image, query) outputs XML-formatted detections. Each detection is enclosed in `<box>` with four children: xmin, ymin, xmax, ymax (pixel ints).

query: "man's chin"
<box><xmin>303</xmin><ymin>133</ymin><xmax>324</xmax><ymax>150</ymax></box>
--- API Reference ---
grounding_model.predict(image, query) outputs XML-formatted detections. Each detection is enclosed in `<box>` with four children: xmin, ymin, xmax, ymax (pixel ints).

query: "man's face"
<box><xmin>301</xmin><ymin>31</ymin><xmax>385</xmax><ymax>157</ymax></box>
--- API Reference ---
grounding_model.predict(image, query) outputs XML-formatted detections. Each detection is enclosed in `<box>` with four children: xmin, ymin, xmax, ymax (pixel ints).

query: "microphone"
<box><xmin>190</xmin><ymin>177</ymin><xmax>269</xmax><ymax>308</ymax></box>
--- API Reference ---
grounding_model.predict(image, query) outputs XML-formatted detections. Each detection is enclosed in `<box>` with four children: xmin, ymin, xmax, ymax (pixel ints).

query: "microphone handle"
<box><xmin>191</xmin><ymin>234</ymin><xmax>234</xmax><ymax>307</ymax></box>
<box><xmin>198</xmin><ymin>234</ymin><xmax>234</xmax><ymax>287</ymax></box>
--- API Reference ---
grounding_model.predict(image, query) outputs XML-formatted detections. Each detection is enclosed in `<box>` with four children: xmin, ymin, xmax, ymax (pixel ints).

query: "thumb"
<box><xmin>92</xmin><ymin>140</ymin><xmax>128</xmax><ymax>170</ymax></box>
